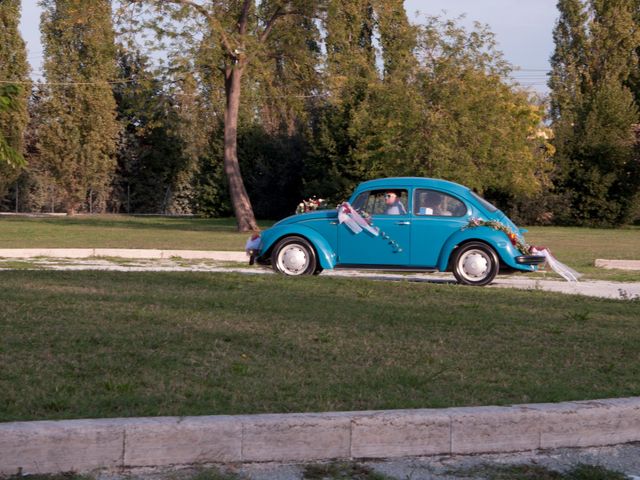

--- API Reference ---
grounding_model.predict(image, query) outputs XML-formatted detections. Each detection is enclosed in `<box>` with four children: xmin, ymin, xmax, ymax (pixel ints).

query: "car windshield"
<box><xmin>470</xmin><ymin>191</ymin><xmax>498</xmax><ymax>213</ymax></box>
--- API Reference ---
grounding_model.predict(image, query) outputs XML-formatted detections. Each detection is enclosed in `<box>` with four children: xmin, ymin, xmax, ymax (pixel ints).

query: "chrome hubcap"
<box><xmin>459</xmin><ymin>250</ymin><xmax>491</xmax><ymax>281</ymax></box>
<box><xmin>277</xmin><ymin>244</ymin><xmax>309</xmax><ymax>275</ymax></box>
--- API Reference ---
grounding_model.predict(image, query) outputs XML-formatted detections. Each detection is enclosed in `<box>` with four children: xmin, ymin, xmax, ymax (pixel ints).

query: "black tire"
<box><xmin>452</xmin><ymin>241</ymin><xmax>499</xmax><ymax>286</ymax></box>
<box><xmin>271</xmin><ymin>236</ymin><xmax>317</xmax><ymax>276</ymax></box>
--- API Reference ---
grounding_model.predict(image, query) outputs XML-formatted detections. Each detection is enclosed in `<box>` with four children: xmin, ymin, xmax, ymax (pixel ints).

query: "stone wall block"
<box><xmin>241</xmin><ymin>413</ymin><xmax>351</xmax><ymax>462</ymax></box>
<box><xmin>450</xmin><ymin>406</ymin><xmax>542</xmax><ymax>455</ymax></box>
<box><xmin>123</xmin><ymin>416</ymin><xmax>242</xmax><ymax>467</ymax></box>
<box><xmin>350</xmin><ymin>410</ymin><xmax>451</xmax><ymax>458</ymax></box>
<box><xmin>539</xmin><ymin>399</ymin><xmax>640</xmax><ymax>449</ymax></box>
<box><xmin>0</xmin><ymin>419</ymin><xmax>125</xmax><ymax>475</ymax></box>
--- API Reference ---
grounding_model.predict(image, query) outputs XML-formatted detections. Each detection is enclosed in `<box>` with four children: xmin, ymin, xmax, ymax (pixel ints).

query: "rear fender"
<box><xmin>437</xmin><ymin>227</ymin><xmax>535</xmax><ymax>272</ymax></box>
<box><xmin>259</xmin><ymin>225</ymin><xmax>337</xmax><ymax>269</ymax></box>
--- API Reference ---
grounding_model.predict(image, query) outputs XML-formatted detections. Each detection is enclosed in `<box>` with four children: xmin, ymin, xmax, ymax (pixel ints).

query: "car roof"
<box><xmin>355</xmin><ymin>177</ymin><xmax>471</xmax><ymax>197</ymax></box>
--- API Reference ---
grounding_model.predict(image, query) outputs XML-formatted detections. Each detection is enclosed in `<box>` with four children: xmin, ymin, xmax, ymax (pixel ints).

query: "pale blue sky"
<box><xmin>405</xmin><ymin>0</ymin><xmax>557</xmax><ymax>91</ymax></box>
<box><xmin>19</xmin><ymin>0</ymin><xmax>557</xmax><ymax>91</ymax></box>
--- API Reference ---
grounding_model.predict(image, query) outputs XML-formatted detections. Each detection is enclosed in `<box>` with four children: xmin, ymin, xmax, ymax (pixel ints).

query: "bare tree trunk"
<box><xmin>224</xmin><ymin>61</ymin><xmax>258</xmax><ymax>232</ymax></box>
<box><xmin>65</xmin><ymin>194</ymin><xmax>80</xmax><ymax>215</ymax></box>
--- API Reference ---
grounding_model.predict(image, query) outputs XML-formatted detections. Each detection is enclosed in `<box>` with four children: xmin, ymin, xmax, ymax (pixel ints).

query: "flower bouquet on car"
<box><xmin>296</xmin><ymin>196</ymin><xmax>327</xmax><ymax>214</ymax></box>
<box><xmin>464</xmin><ymin>217</ymin><xmax>581</xmax><ymax>282</ymax></box>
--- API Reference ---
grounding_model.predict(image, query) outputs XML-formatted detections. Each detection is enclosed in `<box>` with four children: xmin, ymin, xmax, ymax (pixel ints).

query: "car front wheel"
<box><xmin>452</xmin><ymin>242</ymin><xmax>499</xmax><ymax>286</ymax></box>
<box><xmin>272</xmin><ymin>236</ymin><xmax>317</xmax><ymax>276</ymax></box>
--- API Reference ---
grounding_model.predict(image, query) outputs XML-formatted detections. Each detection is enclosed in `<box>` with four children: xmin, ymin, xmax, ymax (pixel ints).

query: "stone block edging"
<box><xmin>2</xmin><ymin>397</ymin><xmax>640</xmax><ymax>475</ymax></box>
<box><xmin>595</xmin><ymin>259</ymin><xmax>640</xmax><ymax>271</ymax></box>
<box><xmin>0</xmin><ymin>248</ymin><xmax>246</xmax><ymax>262</ymax></box>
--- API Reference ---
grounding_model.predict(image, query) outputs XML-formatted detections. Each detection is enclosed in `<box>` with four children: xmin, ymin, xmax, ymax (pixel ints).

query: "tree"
<box><xmin>571</xmin><ymin>77</ymin><xmax>639</xmax><ymax>223</ymax></box>
<box><xmin>123</xmin><ymin>0</ymin><xmax>319</xmax><ymax>231</ymax></box>
<box><xmin>549</xmin><ymin>0</ymin><xmax>640</xmax><ymax>225</ymax></box>
<box><xmin>38</xmin><ymin>0</ymin><xmax>120</xmax><ymax>214</ymax></box>
<box><xmin>114</xmin><ymin>48</ymin><xmax>210</xmax><ymax>214</ymax></box>
<box><xmin>547</xmin><ymin>0</ymin><xmax>590</xmax><ymax>223</ymax></box>
<box><xmin>350</xmin><ymin>16</ymin><xmax>552</xmax><ymax>199</ymax></box>
<box><xmin>170</xmin><ymin>72</ymin><xmax>209</xmax><ymax>213</ymax></box>
<box><xmin>549</xmin><ymin>0</ymin><xmax>589</xmax><ymax>123</ymax></box>
<box><xmin>251</xmin><ymin>12</ymin><xmax>321</xmax><ymax>136</ymax></box>
<box><xmin>303</xmin><ymin>0</ymin><xmax>381</xmax><ymax>201</ymax></box>
<box><xmin>0</xmin><ymin>85</ymin><xmax>26</xmax><ymax>168</ymax></box>
<box><xmin>375</xmin><ymin>0</ymin><xmax>417</xmax><ymax>81</ymax></box>
<box><xmin>0</xmin><ymin>0</ymin><xmax>29</xmax><ymax>202</ymax></box>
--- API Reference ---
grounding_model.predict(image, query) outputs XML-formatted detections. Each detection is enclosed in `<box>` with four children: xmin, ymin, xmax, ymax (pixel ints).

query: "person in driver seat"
<box><xmin>384</xmin><ymin>191</ymin><xmax>407</xmax><ymax>215</ymax></box>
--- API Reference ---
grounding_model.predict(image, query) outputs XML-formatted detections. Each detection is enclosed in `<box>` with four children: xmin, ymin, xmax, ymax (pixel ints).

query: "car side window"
<box><xmin>414</xmin><ymin>189</ymin><xmax>467</xmax><ymax>217</ymax></box>
<box><xmin>352</xmin><ymin>190</ymin><xmax>408</xmax><ymax>216</ymax></box>
<box><xmin>351</xmin><ymin>192</ymin><xmax>369</xmax><ymax>212</ymax></box>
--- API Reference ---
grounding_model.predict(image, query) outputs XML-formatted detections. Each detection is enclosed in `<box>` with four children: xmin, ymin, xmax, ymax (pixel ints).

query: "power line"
<box><xmin>0</xmin><ymin>78</ymin><xmax>330</xmax><ymax>98</ymax></box>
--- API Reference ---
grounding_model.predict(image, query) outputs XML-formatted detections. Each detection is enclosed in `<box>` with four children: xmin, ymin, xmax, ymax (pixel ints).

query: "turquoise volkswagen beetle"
<box><xmin>248</xmin><ymin>178</ymin><xmax>544</xmax><ymax>286</ymax></box>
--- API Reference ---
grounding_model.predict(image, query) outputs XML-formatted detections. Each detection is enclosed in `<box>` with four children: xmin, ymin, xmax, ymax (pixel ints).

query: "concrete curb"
<box><xmin>0</xmin><ymin>248</ymin><xmax>246</xmax><ymax>262</ymax></box>
<box><xmin>595</xmin><ymin>259</ymin><xmax>640</xmax><ymax>271</ymax></box>
<box><xmin>2</xmin><ymin>397</ymin><xmax>640</xmax><ymax>475</ymax></box>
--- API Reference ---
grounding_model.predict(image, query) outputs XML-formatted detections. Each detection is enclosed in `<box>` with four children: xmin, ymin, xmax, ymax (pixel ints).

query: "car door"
<box><xmin>410</xmin><ymin>188</ymin><xmax>470</xmax><ymax>267</ymax></box>
<box><xmin>337</xmin><ymin>188</ymin><xmax>412</xmax><ymax>266</ymax></box>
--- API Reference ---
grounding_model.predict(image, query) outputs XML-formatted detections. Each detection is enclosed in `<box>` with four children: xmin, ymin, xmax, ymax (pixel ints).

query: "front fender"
<box><xmin>437</xmin><ymin>227</ymin><xmax>535</xmax><ymax>272</ymax></box>
<box><xmin>259</xmin><ymin>224</ymin><xmax>337</xmax><ymax>269</ymax></box>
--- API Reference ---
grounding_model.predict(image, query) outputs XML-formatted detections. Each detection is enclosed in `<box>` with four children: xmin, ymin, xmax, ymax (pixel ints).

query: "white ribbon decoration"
<box><xmin>337</xmin><ymin>203</ymin><xmax>379</xmax><ymax>236</ymax></box>
<box><xmin>531</xmin><ymin>247</ymin><xmax>581</xmax><ymax>282</ymax></box>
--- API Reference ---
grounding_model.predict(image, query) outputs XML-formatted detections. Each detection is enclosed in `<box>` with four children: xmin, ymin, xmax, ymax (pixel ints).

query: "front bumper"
<box><xmin>515</xmin><ymin>255</ymin><xmax>546</xmax><ymax>265</ymax></box>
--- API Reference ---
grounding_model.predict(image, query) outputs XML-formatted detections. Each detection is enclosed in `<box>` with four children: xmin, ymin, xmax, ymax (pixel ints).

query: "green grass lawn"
<box><xmin>2</xmin><ymin>215</ymin><xmax>639</xmax><ymax>280</ymax></box>
<box><xmin>524</xmin><ymin>226</ymin><xmax>640</xmax><ymax>281</ymax></box>
<box><xmin>0</xmin><ymin>215</ymin><xmax>272</xmax><ymax>251</ymax></box>
<box><xmin>1</xmin><ymin>270</ymin><xmax>639</xmax><ymax>422</ymax></box>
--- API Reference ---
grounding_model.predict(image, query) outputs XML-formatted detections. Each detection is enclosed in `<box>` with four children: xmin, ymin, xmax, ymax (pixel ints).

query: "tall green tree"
<box><xmin>0</xmin><ymin>0</ymin><xmax>29</xmax><ymax>201</ymax></box>
<box><xmin>0</xmin><ymin>85</ymin><xmax>26</xmax><ymax>168</ymax></box>
<box><xmin>38</xmin><ymin>0</ymin><xmax>120</xmax><ymax>214</ymax></box>
<box><xmin>122</xmin><ymin>0</ymin><xmax>319</xmax><ymax>231</ymax></box>
<box><xmin>304</xmin><ymin>0</ymin><xmax>381</xmax><ymax>201</ymax></box>
<box><xmin>113</xmin><ymin>49</ymin><xmax>182</xmax><ymax>213</ymax></box>
<box><xmin>375</xmin><ymin>0</ymin><xmax>417</xmax><ymax>80</ymax></box>
<box><xmin>308</xmin><ymin>11</ymin><xmax>550</xmax><ymax>207</ymax></box>
<box><xmin>549</xmin><ymin>0</ymin><xmax>640</xmax><ymax>225</ymax></box>
<box><xmin>350</xmin><ymin>17</ymin><xmax>551</xmax><ymax>199</ymax></box>
<box><xmin>232</xmin><ymin>11</ymin><xmax>320</xmax><ymax>218</ymax></box>
<box><xmin>548</xmin><ymin>0</ymin><xmax>589</xmax><ymax>218</ymax></box>
<box><xmin>169</xmin><ymin>72</ymin><xmax>209</xmax><ymax>213</ymax></box>
<box><xmin>549</xmin><ymin>0</ymin><xmax>589</xmax><ymax>123</ymax></box>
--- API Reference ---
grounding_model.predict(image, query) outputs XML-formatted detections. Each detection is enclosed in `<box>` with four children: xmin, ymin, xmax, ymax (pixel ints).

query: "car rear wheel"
<box><xmin>452</xmin><ymin>242</ymin><xmax>499</xmax><ymax>286</ymax></box>
<box><xmin>272</xmin><ymin>236</ymin><xmax>317</xmax><ymax>276</ymax></box>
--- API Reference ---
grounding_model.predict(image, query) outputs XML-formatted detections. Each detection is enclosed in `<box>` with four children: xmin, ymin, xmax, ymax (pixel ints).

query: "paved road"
<box><xmin>95</xmin><ymin>443</ymin><xmax>640</xmax><ymax>480</ymax></box>
<box><xmin>1</xmin><ymin>256</ymin><xmax>638</xmax><ymax>300</ymax></box>
<box><xmin>239</xmin><ymin>443</ymin><xmax>640</xmax><ymax>479</ymax></box>
<box><xmin>327</xmin><ymin>269</ymin><xmax>640</xmax><ymax>300</ymax></box>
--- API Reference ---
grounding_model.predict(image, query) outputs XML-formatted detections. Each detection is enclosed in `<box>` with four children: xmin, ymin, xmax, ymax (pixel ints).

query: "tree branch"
<box><xmin>258</xmin><ymin>6</ymin><xmax>283</xmax><ymax>43</ymax></box>
<box><xmin>258</xmin><ymin>5</ymin><xmax>310</xmax><ymax>44</ymax></box>
<box><xmin>238</xmin><ymin>0</ymin><xmax>251</xmax><ymax>35</ymax></box>
<box><xmin>129</xmin><ymin>0</ymin><xmax>236</xmax><ymax>56</ymax></box>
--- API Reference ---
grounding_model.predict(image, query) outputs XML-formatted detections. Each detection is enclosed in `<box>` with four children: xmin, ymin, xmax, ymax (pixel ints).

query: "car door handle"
<box><xmin>395</xmin><ymin>221</ymin><xmax>411</xmax><ymax>225</ymax></box>
<box><xmin>330</xmin><ymin>221</ymin><xmax>338</xmax><ymax>225</ymax></box>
